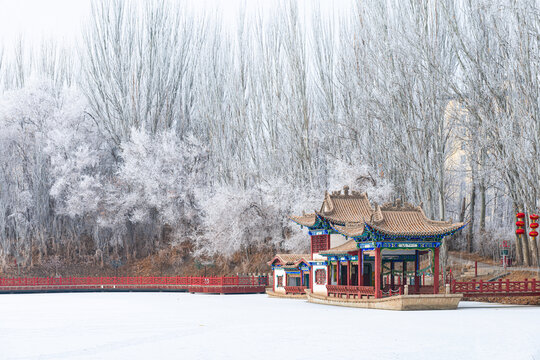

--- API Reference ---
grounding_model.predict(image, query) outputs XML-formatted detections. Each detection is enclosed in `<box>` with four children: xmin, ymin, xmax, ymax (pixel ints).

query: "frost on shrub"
<box><xmin>195</xmin><ymin>181</ymin><xmax>319</xmax><ymax>258</ymax></box>
<box><xmin>327</xmin><ymin>155</ymin><xmax>393</xmax><ymax>204</ymax></box>
<box><xmin>45</xmin><ymin>86</ymin><xmax>108</xmax><ymax>222</ymax></box>
<box><xmin>0</xmin><ymin>80</ymin><xmax>92</xmax><ymax>261</ymax></box>
<box><xmin>101</xmin><ymin>129</ymin><xmax>207</xmax><ymax>239</ymax></box>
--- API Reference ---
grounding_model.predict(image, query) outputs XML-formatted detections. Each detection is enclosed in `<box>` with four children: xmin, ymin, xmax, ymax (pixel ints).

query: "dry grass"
<box><xmin>0</xmin><ymin>247</ymin><xmax>276</xmax><ymax>278</ymax></box>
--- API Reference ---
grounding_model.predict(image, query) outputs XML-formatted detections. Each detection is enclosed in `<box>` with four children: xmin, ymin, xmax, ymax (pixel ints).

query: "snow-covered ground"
<box><xmin>0</xmin><ymin>293</ymin><xmax>538</xmax><ymax>360</ymax></box>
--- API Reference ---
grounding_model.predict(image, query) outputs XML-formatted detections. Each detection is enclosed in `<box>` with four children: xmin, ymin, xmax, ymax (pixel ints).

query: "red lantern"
<box><xmin>530</xmin><ymin>230</ymin><xmax>538</xmax><ymax>237</ymax></box>
<box><xmin>530</xmin><ymin>214</ymin><xmax>539</xmax><ymax>220</ymax></box>
<box><xmin>531</xmin><ymin>222</ymin><xmax>539</xmax><ymax>229</ymax></box>
<box><xmin>516</xmin><ymin>229</ymin><xmax>525</xmax><ymax>235</ymax></box>
<box><xmin>517</xmin><ymin>212</ymin><xmax>525</xmax><ymax>218</ymax></box>
<box><xmin>516</xmin><ymin>220</ymin><xmax>525</xmax><ymax>227</ymax></box>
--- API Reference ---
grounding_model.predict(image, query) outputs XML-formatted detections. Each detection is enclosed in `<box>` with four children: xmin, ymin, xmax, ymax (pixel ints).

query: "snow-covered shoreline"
<box><xmin>0</xmin><ymin>293</ymin><xmax>538</xmax><ymax>359</ymax></box>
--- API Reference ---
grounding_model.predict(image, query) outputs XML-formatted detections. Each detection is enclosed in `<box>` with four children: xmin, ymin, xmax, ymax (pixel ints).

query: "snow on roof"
<box><xmin>290</xmin><ymin>186</ymin><xmax>465</xmax><ymax>238</ymax></box>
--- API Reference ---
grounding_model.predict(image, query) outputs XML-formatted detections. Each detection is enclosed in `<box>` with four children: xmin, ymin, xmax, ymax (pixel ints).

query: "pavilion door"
<box><xmin>340</xmin><ymin>265</ymin><xmax>348</xmax><ymax>285</ymax></box>
<box><xmin>303</xmin><ymin>273</ymin><xmax>310</xmax><ymax>288</ymax></box>
<box><xmin>287</xmin><ymin>276</ymin><xmax>300</xmax><ymax>286</ymax></box>
<box><xmin>331</xmin><ymin>264</ymin><xmax>338</xmax><ymax>285</ymax></box>
<box><xmin>351</xmin><ymin>265</ymin><xmax>358</xmax><ymax>286</ymax></box>
<box><xmin>363</xmin><ymin>264</ymin><xmax>372</xmax><ymax>286</ymax></box>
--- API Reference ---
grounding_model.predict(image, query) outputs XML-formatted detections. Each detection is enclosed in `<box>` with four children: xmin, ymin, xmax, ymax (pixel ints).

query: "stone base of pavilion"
<box><xmin>306</xmin><ymin>290</ymin><xmax>463</xmax><ymax>311</ymax></box>
<box><xmin>266</xmin><ymin>289</ymin><xmax>307</xmax><ymax>299</ymax></box>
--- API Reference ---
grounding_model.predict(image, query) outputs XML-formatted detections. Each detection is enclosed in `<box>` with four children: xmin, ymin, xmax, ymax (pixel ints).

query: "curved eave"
<box><xmin>289</xmin><ymin>213</ymin><xmax>322</xmax><ymax>229</ymax></box>
<box><xmin>318</xmin><ymin>252</ymin><xmax>358</xmax><ymax>257</ymax></box>
<box><xmin>314</xmin><ymin>210</ymin><xmax>349</xmax><ymax>227</ymax></box>
<box><xmin>365</xmin><ymin>222</ymin><xmax>468</xmax><ymax>238</ymax></box>
<box><xmin>328</xmin><ymin>222</ymin><xmax>366</xmax><ymax>239</ymax></box>
<box><xmin>293</xmin><ymin>259</ymin><xmax>310</xmax><ymax>267</ymax></box>
<box><xmin>319</xmin><ymin>252</ymin><xmax>361</xmax><ymax>259</ymax></box>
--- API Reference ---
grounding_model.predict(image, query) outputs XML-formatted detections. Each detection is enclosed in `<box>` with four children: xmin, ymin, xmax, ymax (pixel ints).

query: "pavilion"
<box><xmin>269</xmin><ymin>186</ymin><xmax>466</xmax><ymax>299</ymax></box>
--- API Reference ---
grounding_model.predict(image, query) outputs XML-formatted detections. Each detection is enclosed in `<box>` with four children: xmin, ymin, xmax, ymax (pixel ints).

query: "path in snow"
<box><xmin>0</xmin><ymin>292</ymin><xmax>538</xmax><ymax>360</ymax></box>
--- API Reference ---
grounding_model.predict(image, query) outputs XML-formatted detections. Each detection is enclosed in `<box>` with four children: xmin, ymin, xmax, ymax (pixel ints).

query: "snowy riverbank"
<box><xmin>0</xmin><ymin>293</ymin><xmax>538</xmax><ymax>359</ymax></box>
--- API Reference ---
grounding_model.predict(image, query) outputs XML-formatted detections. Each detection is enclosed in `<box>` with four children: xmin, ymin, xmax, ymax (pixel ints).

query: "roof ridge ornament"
<box><xmin>370</xmin><ymin>202</ymin><xmax>384</xmax><ymax>223</ymax></box>
<box><xmin>380</xmin><ymin>198</ymin><xmax>418</xmax><ymax>211</ymax></box>
<box><xmin>323</xmin><ymin>190</ymin><xmax>335</xmax><ymax>214</ymax></box>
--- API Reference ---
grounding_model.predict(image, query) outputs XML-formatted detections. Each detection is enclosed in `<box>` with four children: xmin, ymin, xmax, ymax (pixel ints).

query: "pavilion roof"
<box><xmin>316</xmin><ymin>187</ymin><xmax>372</xmax><ymax>224</ymax></box>
<box><xmin>366</xmin><ymin>201</ymin><xmax>465</xmax><ymax>237</ymax></box>
<box><xmin>330</xmin><ymin>222</ymin><xmax>365</xmax><ymax>237</ymax></box>
<box><xmin>318</xmin><ymin>239</ymin><xmax>358</xmax><ymax>255</ymax></box>
<box><xmin>290</xmin><ymin>186</ymin><xmax>466</xmax><ymax>238</ymax></box>
<box><xmin>268</xmin><ymin>254</ymin><xmax>311</xmax><ymax>267</ymax></box>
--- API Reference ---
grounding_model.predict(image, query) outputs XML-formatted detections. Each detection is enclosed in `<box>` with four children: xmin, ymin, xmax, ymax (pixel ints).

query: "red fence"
<box><xmin>452</xmin><ymin>278</ymin><xmax>540</xmax><ymax>297</ymax></box>
<box><xmin>326</xmin><ymin>285</ymin><xmax>376</xmax><ymax>299</ymax></box>
<box><xmin>0</xmin><ymin>275</ymin><xmax>268</xmax><ymax>294</ymax></box>
<box><xmin>381</xmin><ymin>284</ymin><xmax>403</xmax><ymax>297</ymax></box>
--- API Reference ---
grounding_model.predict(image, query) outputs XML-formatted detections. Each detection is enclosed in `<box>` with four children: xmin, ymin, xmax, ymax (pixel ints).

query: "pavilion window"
<box><xmin>315</xmin><ymin>269</ymin><xmax>326</xmax><ymax>285</ymax></box>
<box><xmin>276</xmin><ymin>276</ymin><xmax>283</xmax><ymax>288</ymax></box>
<box><xmin>311</xmin><ymin>234</ymin><xmax>330</xmax><ymax>253</ymax></box>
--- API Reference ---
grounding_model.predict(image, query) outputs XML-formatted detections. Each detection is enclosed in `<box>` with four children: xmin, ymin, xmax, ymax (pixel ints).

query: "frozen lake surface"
<box><xmin>0</xmin><ymin>292</ymin><xmax>538</xmax><ymax>360</ymax></box>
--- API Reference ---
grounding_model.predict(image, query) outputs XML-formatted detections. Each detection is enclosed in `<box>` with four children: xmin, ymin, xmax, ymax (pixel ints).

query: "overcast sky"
<box><xmin>0</xmin><ymin>0</ymin><xmax>275</xmax><ymax>47</ymax></box>
<box><xmin>0</xmin><ymin>0</ymin><xmax>92</xmax><ymax>47</ymax></box>
<box><xmin>0</xmin><ymin>0</ymin><xmax>346</xmax><ymax>50</ymax></box>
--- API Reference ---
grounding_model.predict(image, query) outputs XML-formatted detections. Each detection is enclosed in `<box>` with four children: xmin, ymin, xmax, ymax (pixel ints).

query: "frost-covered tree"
<box><xmin>0</xmin><ymin>0</ymin><xmax>538</xmax><ymax>268</ymax></box>
<box><xmin>100</xmin><ymin>129</ymin><xmax>207</xmax><ymax>258</ymax></box>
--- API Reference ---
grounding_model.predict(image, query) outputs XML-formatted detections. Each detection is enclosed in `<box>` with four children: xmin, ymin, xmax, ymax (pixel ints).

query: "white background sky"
<box><xmin>0</xmin><ymin>0</ymin><xmax>344</xmax><ymax>49</ymax></box>
<box><xmin>0</xmin><ymin>0</ymin><xmax>91</xmax><ymax>47</ymax></box>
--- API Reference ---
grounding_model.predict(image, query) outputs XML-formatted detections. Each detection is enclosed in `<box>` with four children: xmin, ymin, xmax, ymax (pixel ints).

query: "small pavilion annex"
<box><xmin>269</xmin><ymin>186</ymin><xmax>466</xmax><ymax>299</ymax></box>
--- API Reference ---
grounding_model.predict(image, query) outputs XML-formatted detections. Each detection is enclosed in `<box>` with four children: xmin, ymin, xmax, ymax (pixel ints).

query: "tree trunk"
<box><xmin>456</xmin><ymin>196</ymin><xmax>467</xmax><ymax>251</ymax></box>
<box><xmin>515</xmin><ymin>235</ymin><xmax>524</xmax><ymax>265</ymax></box>
<box><xmin>479</xmin><ymin>180</ymin><xmax>486</xmax><ymax>233</ymax></box>
<box><xmin>467</xmin><ymin>183</ymin><xmax>476</xmax><ymax>253</ymax></box>
<box><xmin>522</xmin><ymin>229</ymin><xmax>531</xmax><ymax>267</ymax></box>
<box><xmin>438</xmin><ymin>165</ymin><xmax>445</xmax><ymax>221</ymax></box>
<box><xmin>529</xmin><ymin>232</ymin><xmax>539</xmax><ymax>267</ymax></box>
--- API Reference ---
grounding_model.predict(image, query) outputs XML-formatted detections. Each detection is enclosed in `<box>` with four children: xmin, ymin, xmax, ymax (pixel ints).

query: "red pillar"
<box><xmin>402</xmin><ymin>261</ymin><xmax>407</xmax><ymax>286</ymax></box>
<box><xmin>434</xmin><ymin>247</ymin><xmax>440</xmax><ymax>294</ymax></box>
<box><xmin>414</xmin><ymin>250</ymin><xmax>419</xmax><ymax>294</ymax></box>
<box><xmin>336</xmin><ymin>261</ymin><xmax>340</xmax><ymax>286</ymax></box>
<box><xmin>347</xmin><ymin>260</ymin><xmax>351</xmax><ymax>286</ymax></box>
<box><xmin>326</xmin><ymin>263</ymin><xmax>330</xmax><ymax>285</ymax></box>
<box><xmin>358</xmin><ymin>250</ymin><xmax>363</xmax><ymax>286</ymax></box>
<box><xmin>374</xmin><ymin>247</ymin><xmax>381</xmax><ymax>298</ymax></box>
<box><xmin>390</xmin><ymin>261</ymin><xmax>395</xmax><ymax>289</ymax></box>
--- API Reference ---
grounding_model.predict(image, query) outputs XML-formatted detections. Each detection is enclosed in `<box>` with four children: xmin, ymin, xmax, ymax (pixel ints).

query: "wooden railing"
<box><xmin>326</xmin><ymin>285</ymin><xmax>375</xmax><ymax>299</ymax></box>
<box><xmin>381</xmin><ymin>284</ymin><xmax>403</xmax><ymax>297</ymax></box>
<box><xmin>283</xmin><ymin>286</ymin><xmax>307</xmax><ymax>295</ymax></box>
<box><xmin>0</xmin><ymin>276</ymin><xmax>268</xmax><ymax>294</ymax></box>
<box><xmin>452</xmin><ymin>278</ymin><xmax>540</xmax><ymax>297</ymax></box>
